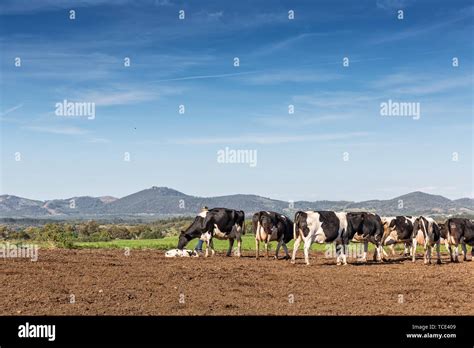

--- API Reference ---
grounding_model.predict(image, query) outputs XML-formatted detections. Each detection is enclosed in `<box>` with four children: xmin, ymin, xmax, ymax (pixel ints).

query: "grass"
<box><xmin>74</xmin><ymin>235</ymin><xmax>375</xmax><ymax>252</ymax></box>
<box><xmin>8</xmin><ymin>235</ymin><xmax>469</xmax><ymax>254</ymax></box>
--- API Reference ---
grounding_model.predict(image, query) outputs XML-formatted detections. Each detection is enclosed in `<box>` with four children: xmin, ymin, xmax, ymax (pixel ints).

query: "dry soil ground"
<box><xmin>1</xmin><ymin>249</ymin><xmax>473</xmax><ymax>315</ymax></box>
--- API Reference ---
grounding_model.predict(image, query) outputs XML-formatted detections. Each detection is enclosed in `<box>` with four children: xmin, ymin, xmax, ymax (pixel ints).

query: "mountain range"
<box><xmin>0</xmin><ymin>187</ymin><xmax>472</xmax><ymax>220</ymax></box>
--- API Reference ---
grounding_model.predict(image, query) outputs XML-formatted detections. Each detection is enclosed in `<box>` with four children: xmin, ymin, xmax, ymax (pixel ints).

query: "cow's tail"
<box><xmin>240</xmin><ymin>210</ymin><xmax>246</xmax><ymax>235</ymax></box>
<box><xmin>293</xmin><ymin>211</ymin><xmax>302</xmax><ymax>240</ymax></box>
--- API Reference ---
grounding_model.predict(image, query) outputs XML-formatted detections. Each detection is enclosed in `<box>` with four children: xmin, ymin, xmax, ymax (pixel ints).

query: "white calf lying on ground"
<box><xmin>165</xmin><ymin>249</ymin><xmax>199</xmax><ymax>258</ymax></box>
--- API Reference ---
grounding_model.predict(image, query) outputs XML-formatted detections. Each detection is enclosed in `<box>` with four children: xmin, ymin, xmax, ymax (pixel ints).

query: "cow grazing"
<box><xmin>252</xmin><ymin>211</ymin><xmax>293</xmax><ymax>259</ymax></box>
<box><xmin>441</xmin><ymin>218</ymin><xmax>474</xmax><ymax>262</ymax></box>
<box><xmin>344</xmin><ymin>212</ymin><xmax>384</xmax><ymax>262</ymax></box>
<box><xmin>381</xmin><ymin>216</ymin><xmax>415</xmax><ymax>258</ymax></box>
<box><xmin>411</xmin><ymin>216</ymin><xmax>441</xmax><ymax>264</ymax></box>
<box><xmin>292</xmin><ymin>211</ymin><xmax>348</xmax><ymax>265</ymax></box>
<box><xmin>177</xmin><ymin>208</ymin><xmax>245</xmax><ymax>257</ymax></box>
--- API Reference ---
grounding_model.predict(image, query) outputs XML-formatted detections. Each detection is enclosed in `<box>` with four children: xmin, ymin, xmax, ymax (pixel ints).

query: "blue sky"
<box><xmin>0</xmin><ymin>0</ymin><xmax>473</xmax><ymax>201</ymax></box>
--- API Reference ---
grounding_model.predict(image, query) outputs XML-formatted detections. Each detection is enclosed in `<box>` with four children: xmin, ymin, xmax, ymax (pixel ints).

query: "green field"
<box><xmin>74</xmin><ymin>235</ymin><xmax>378</xmax><ymax>252</ymax></box>
<box><xmin>11</xmin><ymin>235</ymin><xmax>468</xmax><ymax>254</ymax></box>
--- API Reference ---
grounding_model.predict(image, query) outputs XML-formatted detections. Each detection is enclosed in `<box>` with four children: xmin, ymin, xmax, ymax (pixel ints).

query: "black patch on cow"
<box><xmin>317</xmin><ymin>211</ymin><xmax>340</xmax><ymax>243</ymax></box>
<box><xmin>392</xmin><ymin>216</ymin><xmax>415</xmax><ymax>241</ymax></box>
<box><xmin>294</xmin><ymin>211</ymin><xmax>309</xmax><ymax>237</ymax></box>
<box><xmin>346</xmin><ymin>212</ymin><xmax>383</xmax><ymax>245</ymax></box>
<box><xmin>446</xmin><ymin>218</ymin><xmax>474</xmax><ymax>246</ymax></box>
<box><xmin>253</xmin><ymin>211</ymin><xmax>293</xmax><ymax>243</ymax></box>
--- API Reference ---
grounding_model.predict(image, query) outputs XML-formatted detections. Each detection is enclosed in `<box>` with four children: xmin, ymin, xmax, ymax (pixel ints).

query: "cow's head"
<box><xmin>177</xmin><ymin>230</ymin><xmax>190</xmax><ymax>250</ymax></box>
<box><xmin>381</xmin><ymin>218</ymin><xmax>393</xmax><ymax>236</ymax></box>
<box><xmin>260</xmin><ymin>214</ymin><xmax>276</xmax><ymax>235</ymax></box>
<box><xmin>438</xmin><ymin>222</ymin><xmax>447</xmax><ymax>239</ymax></box>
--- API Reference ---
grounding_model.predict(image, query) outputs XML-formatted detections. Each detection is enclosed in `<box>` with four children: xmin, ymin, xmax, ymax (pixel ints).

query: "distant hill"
<box><xmin>0</xmin><ymin>187</ymin><xmax>472</xmax><ymax>220</ymax></box>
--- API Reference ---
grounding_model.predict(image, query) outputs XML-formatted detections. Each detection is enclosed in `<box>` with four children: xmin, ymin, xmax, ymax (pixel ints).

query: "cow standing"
<box><xmin>344</xmin><ymin>212</ymin><xmax>384</xmax><ymax>263</ymax></box>
<box><xmin>441</xmin><ymin>218</ymin><xmax>474</xmax><ymax>262</ymax></box>
<box><xmin>292</xmin><ymin>211</ymin><xmax>349</xmax><ymax>265</ymax></box>
<box><xmin>411</xmin><ymin>216</ymin><xmax>441</xmax><ymax>264</ymax></box>
<box><xmin>381</xmin><ymin>216</ymin><xmax>415</xmax><ymax>258</ymax></box>
<box><xmin>252</xmin><ymin>211</ymin><xmax>293</xmax><ymax>260</ymax></box>
<box><xmin>177</xmin><ymin>208</ymin><xmax>245</xmax><ymax>257</ymax></box>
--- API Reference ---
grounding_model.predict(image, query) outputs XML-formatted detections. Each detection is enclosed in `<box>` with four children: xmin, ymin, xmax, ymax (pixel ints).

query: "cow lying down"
<box><xmin>165</xmin><ymin>249</ymin><xmax>199</xmax><ymax>258</ymax></box>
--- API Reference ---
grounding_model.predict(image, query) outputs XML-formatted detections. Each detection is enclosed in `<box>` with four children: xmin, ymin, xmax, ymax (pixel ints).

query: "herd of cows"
<box><xmin>173</xmin><ymin>207</ymin><xmax>474</xmax><ymax>265</ymax></box>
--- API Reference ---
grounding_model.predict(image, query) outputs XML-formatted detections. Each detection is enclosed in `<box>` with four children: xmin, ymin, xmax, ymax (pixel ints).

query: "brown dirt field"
<box><xmin>1</xmin><ymin>249</ymin><xmax>473</xmax><ymax>316</ymax></box>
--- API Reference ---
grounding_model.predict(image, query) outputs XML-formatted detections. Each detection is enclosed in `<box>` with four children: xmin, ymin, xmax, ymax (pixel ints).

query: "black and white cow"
<box><xmin>441</xmin><ymin>218</ymin><xmax>474</xmax><ymax>262</ymax></box>
<box><xmin>411</xmin><ymin>216</ymin><xmax>441</xmax><ymax>264</ymax></box>
<box><xmin>381</xmin><ymin>216</ymin><xmax>415</xmax><ymax>258</ymax></box>
<box><xmin>344</xmin><ymin>212</ymin><xmax>384</xmax><ymax>263</ymax></box>
<box><xmin>292</xmin><ymin>211</ymin><xmax>349</xmax><ymax>265</ymax></box>
<box><xmin>252</xmin><ymin>211</ymin><xmax>293</xmax><ymax>260</ymax></box>
<box><xmin>177</xmin><ymin>208</ymin><xmax>245</xmax><ymax>257</ymax></box>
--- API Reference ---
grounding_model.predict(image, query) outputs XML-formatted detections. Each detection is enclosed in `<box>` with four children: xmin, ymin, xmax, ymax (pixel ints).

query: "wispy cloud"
<box><xmin>0</xmin><ymin>103</ymin><xmax>23</xmax><ymax>117</ymax></box>
<box><xmin>0</xmin><ymin>0</ymin><xmax>166</xmax><ymax>15</ymax></box>
<box><xmin>371</xmin><ymin>73</ymin><xmax>473</xmax><ymax>96</ymax></box>
<box><xmin>78</xmin><ymin>90</ymin><xmax>157</xmax><ymax>106</ymax></box>
<box><xmin>253</xmin><ymin>113</ymin><xmax>353</xmax><ymax>128</ymax></box>
<box><xmin>24</xmin><ymin>125</ymin><xmax>88</xmax><ymax>135</ymax></box>
<box><xmin>242</xmin><ymin>70</ymin><xmax>341</xmax><ymax>85</ymax></box>
<box><xmin>152</xmin><ymin>71</ymin><xmax>258</xmax><ymax>83</ymax></box>
<box><xmin>370</xmin><ymin>5</ymin><xmax>473</xmax><ymax>44</ymax></box>
<box><xmin>166</xmin><ymin>132</ymin><xmax>369</xmax><ymax>145</ymax></box>
<box><xmin>88</xmin><ymin>137</ymin><xmax>110</xmax><ymax>143</ymax></box>
<box><xmin>70</xmin><ymin>85</ymin><xmax>182</xmax><ymax>106</ymax></box>
<box><xmin>252</xmin><ymin>32</ymin><xmax>348</xmax><ymax>57</ymax></box>
<box><xmin>376</xmin><ymin>0</ymin><xmax>409</xmax><ymax>11</ymax></box>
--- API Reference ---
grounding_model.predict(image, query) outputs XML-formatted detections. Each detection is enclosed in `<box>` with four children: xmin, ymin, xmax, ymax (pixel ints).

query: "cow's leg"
<box><xmin>411</xmin><ymin>238</ymin><xmax>417</xmax><ymax>263</ymax></box>
<box><xmin>374</xmin><ymin>244</ymin><xmax>382</xmax><ymax>262</ymax></box>
<box><xmin>436</xmin><ymin>240</ymin><xmax>441</xmax><ymax>264</ymax></box>
<box><xmin>291</xmin><ymin>235</ymin><xmax>302</xmax><ymax>264</ymax></box>
<box><xmin>275</xmin><ymin>238</ymin><xmax>283</xmax><ymax>259</ymax></box>
<box><xmin>255</xmin><ymin>238</ymin><xmax>260</xmax><ymax>260</ymax></box>
<box><xmin>236</xmin><ymin>225</ymin><xmax>242</xmax><ymax>257</ymax></box>
<box><xmin>425</xmin><ymin>244</ymin><xmax>431</xmax><ymax>265</ymax></box>
<box><xmin>360</xmin><ymin>240</ymin><xmax>368</xmax><ymax>262</ymax></box>
<box><xmin>335</xmin><ymin>242</ymin><xmax>342</xmax><ymax>265</ymax></box>
<box><xmin>461</xmin><ymin>242</ymin><xmax>468</xmax><ymax>261</ymax></box>
<box><xmin>226</xmin><ymin>238</ymin><xmax>234</xmax><ymax>257</ymax></box>
<box><xmin>390</xmin><ymin>244</ymin><xmax>396</xmax><ymax>256</ymax></box>
<box><xmin>210</xmin><ymin>239</ymin><xmax>215</xmax><ymax>257</ymax></box>
<box><xmin>303</xmin><ymin>238</ymin><xmax>312</xmax><ymax>265</ymax></box>
<box><xmin>237</xmin><ymin>238</ymin><xmax>242</xmax><ymax>257</ymax></box>
<box><xmin>282</xmin><ymin>242</ymin><xmax>290</xmax><ymax>259</ymax></box>
<box><xmin>341</xmin><ymin>243</ymin><xmax>348</xmax><ymax>265</ymax></box>
<box><xmin>447</xmin><ymin>244</ymin><xmax>454</xmax><ymax>262</ymax></box>
<box><xmin>404</xmin><ymin>243</ymin><xmax>410</xmax><ymax>257</ymax></box>
<box><xmin>265</xmin><ymin>235</ymin><xmax>271</xmax><ymax>259</ymax></box>
<box><xmin>205</xmin><ymin>239</ymin><xmax>210</xmax><ymax>258</ymax></box>
<box><xmin>454</xmin><ymin>244</ymin><xmax>460</xmax><ymax>263</ymax></box>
